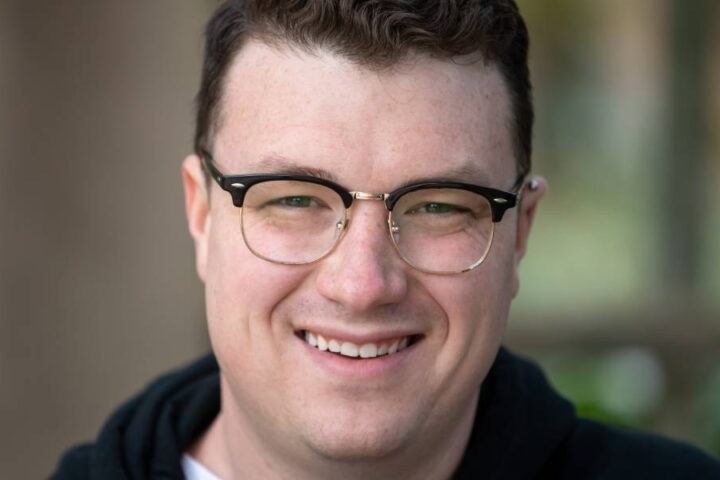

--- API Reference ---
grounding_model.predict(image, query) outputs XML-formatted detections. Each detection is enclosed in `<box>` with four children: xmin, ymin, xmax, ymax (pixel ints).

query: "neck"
<box><xmin>190</xmin><ymin>385</ymin><xmax>479</xmax><ymax>480</ymax></box>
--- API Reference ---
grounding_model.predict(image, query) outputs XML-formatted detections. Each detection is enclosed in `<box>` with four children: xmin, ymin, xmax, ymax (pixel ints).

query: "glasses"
<box><xmin>202</xmin><ymin>151</ymin><xmax>527</xmax><ymax>275</ymax></box>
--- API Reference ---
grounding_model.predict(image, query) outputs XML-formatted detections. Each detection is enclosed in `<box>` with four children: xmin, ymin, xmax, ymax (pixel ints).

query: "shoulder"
<box><xmin>49</xmin><ymin>354</ymin><xmax>220</xmax><ymax>480</ymax></box>
<box><xmin>478</xmin><ymin>349</ymin><xmax>720</xmax><ymax>479</ymax></box>
<box><xmin>547</xmin><ymin>419</ymin><xmax>720</xmax><ymax>479</ymax></box>
<box><xmin>50</xmin><ymin>444</ymin><xmax>93</xmax><ymax>480</ymax></box>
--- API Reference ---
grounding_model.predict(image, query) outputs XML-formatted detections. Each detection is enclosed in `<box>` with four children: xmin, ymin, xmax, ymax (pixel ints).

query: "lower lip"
<box><xmin>298</xmin><ymin>336</ymin><xmax>420</xmax><ymax>380</ymax></box>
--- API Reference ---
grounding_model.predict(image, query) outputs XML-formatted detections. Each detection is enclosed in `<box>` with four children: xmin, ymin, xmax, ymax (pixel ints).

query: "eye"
<box><xmin>274</xmin><ymin>196</ymin><xmax>315</xmax><ymax>208</ymax></box>
<box><xmin>408</xmin><ymin>202</ymin><xmax>468</xmax><ymax>215</ymax></box>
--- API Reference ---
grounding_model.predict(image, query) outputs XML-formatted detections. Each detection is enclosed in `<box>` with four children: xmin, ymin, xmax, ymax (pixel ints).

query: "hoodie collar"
<box><xmin>454</xmin><ymin>348</ymin><xmax>577</xmax><ymax>479</ymax></box>
<box><xmin>87</xmin><ymin>348</ymin><xmax>575</xmax><ymax>479</ymax></box>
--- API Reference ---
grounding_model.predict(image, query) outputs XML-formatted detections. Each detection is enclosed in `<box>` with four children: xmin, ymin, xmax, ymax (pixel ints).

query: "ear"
<box><xmin>511</xmin><ymin>176</ymin><xmax>547</xmax><ymax>298</ymax></box>
<box><xmin>182</xmin><ymin>154</ymin><xmax>210</xmax><ymax>282</ymax></box>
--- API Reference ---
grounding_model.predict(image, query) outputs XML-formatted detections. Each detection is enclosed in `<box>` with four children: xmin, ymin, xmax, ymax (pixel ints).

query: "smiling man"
<box><xmin>52</xmin><ymin>1</ymin><xmax>720</xmax><ymax>479</ymax></box>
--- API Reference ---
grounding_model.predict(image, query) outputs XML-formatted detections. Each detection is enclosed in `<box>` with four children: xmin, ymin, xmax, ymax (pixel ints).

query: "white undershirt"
<box><xmin>181</xmin><ymin>454</ymin><xmax>223</xmax><ymax>480</ymax></box>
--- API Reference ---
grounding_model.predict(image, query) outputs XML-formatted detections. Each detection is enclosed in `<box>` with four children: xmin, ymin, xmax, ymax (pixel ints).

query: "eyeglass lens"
<box><xmin>240</xmin><ymin>180</ymin><xmax>494</xmax><ymax>273</ymax></box>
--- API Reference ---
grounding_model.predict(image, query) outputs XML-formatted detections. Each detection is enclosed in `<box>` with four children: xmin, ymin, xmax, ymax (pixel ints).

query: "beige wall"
<box><xmin>1</xmin><ymin>2</ymin><xmax>215</xmax><ymax>477</ymax></box>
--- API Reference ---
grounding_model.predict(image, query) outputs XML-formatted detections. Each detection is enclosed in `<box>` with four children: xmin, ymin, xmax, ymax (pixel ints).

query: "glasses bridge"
<box><xmin>352</xmin><ymin>192</ymin><xmax>389</xmax><ymax>201</ymax></box>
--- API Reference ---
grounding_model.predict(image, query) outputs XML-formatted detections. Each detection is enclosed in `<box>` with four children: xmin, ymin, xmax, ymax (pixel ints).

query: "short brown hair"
<box><xmin>195</xmin><ymin>0</ymin><xmax>533</xmax><ymax>176</ymax></box>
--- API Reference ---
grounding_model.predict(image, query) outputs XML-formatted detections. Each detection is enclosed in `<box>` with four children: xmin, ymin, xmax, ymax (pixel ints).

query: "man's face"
<box><xmin>184</xmin><ymin>41</ymin><xmax>542</xmax><ymax>461</ymax></box>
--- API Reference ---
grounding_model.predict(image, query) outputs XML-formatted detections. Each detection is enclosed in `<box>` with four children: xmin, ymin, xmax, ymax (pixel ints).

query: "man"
<box><xmin>53</xmin><ymin>1</ymin><xmax>720</xmax><ymax>479</ymax></box>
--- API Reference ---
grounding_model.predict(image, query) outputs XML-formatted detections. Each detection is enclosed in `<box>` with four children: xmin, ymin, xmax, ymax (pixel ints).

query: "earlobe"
<box><xmin>182</xmin><ymin>154</ymin><xmax>211</xmax><ymax>282</ymax></box>
<box><xmin>511</xmin><ymin>176</ymin><xmax>547</xmax><ymax>298</ymax></box>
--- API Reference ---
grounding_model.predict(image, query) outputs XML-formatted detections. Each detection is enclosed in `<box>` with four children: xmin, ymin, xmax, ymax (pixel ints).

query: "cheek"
<box><xmin>435</xmin><ymin>270</ymin><xmax>510</xmax><ymax>346</ymax></box>
<box><xmin>439</xmin><ymin>235</ymin><xmax>515</xmax><ymax>329</ymax></box>
<box><xmin>203</xmin><ymin>210</ymin><xmax>308</xmax><ymax>355</ymax></box>
<box><xmin>427</xmin><ymin>235</ymin><xmax>516</xmax><ymax>380</ymax></box>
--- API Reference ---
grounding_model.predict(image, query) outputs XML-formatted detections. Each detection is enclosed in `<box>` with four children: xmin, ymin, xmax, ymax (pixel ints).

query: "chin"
<box><xmin>304</xmin><ymin>424</ymin><xmax>408</xmax><ymax>462</ymax></box>
<box><xmin>297</xmin><ymin>402</ymin><xmax>420</xmax><ymax>462</ymax></box>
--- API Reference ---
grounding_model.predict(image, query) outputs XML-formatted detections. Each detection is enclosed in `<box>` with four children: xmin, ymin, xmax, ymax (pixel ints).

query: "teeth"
<box><xmin>340</xmin><ymin>342</ymin><xmax>359</xmax><ymax>358</ymax></box>
<box><xmin>359</xmin><ymin>343</ymin><xmax>378</xmax><ymax>358</ymax></box>
<box><xmin>302</xmin><ymin>331</ymin><xmax>415</xmax><ymax>359</ymax></box>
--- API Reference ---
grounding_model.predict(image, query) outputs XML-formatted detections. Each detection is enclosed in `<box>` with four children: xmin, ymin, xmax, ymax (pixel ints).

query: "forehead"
<box><xmin>214</xmin><ymin>41</ymin><xmax>516</xmax><ymax>189</ymax></box>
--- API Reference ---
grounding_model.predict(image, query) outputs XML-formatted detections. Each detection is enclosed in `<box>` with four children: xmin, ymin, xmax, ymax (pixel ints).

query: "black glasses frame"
<box><xmin>201</xmin><ymin>151</ymin><xmax>521</xmax><ymax>222</ymax></box>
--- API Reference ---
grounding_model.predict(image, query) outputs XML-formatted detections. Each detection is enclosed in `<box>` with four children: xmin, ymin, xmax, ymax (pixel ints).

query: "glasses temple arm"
<box><xmin>199</xmin><ymin>149</ymin><xmax>226</xmax><ymax>187</ymax></box>
<box><xmin>512</xmin><ymin>173</ymin><xmax>541</xmax><ymax>203</ymax></box>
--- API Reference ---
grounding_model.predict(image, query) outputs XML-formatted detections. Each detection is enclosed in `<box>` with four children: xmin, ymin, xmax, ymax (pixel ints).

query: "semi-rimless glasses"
<box><xmin>202</xmin><ymin>151</ymin><xmax>534</xmax><ymax>275</ymax></box>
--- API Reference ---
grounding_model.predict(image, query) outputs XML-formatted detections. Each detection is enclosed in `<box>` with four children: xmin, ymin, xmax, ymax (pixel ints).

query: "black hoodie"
<box><xmin>51</xmin><ymin>348</ymin><xmax>720</xmax><ymax>479</ymax></box>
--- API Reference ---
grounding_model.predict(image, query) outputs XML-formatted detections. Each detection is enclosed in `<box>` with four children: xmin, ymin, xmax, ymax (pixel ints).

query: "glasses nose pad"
<box><xmin>388</xmin><ymin>217</ymin><xmax>400</xmax><ymax>243</ymax></box>
<box><xmin>335</xmin><ymin>218</ymin><xmax>349</xmax><ymax>238</ymax></box>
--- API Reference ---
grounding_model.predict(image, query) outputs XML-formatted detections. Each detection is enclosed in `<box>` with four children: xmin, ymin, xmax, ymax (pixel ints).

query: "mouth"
<box><xmin>296</xmin><ymin>330</ymin><xmax>424</xmax><ymax>360</ymax></box>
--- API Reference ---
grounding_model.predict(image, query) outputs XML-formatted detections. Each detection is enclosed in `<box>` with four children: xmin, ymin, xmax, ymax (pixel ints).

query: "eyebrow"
<box><xmin>255</xmin><ymin>155</ymin><xmax>339</xmax><ymax>182</ymax></box>
<box><xmin>254</xmin><ymin>155</ymin><xmax>497</xmax><ymax>189</ymax></box>
<box><xmin>396</xmin><ymin>163</ymin><xmax>495</xmax><ymax>188</ymax></box>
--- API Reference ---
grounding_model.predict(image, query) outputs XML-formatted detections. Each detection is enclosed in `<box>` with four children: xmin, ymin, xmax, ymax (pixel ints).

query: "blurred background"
<box><xmin>0</xmin><ymin>0</ymin><xmax>718</xmax><ymax>477</ymax></box>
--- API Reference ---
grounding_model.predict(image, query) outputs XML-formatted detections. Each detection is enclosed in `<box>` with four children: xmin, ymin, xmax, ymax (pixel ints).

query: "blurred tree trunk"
<box><xmin>659</xmin><ymin>0</ymin><xmax>715</xmax><ymax>296</ymax></box>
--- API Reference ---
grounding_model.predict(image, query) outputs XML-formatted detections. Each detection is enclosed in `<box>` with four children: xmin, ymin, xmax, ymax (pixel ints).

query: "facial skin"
<box><xmin>183</xmin><ymin>40</ymin><xmax>546</xmax><ymax>480</ymax></box>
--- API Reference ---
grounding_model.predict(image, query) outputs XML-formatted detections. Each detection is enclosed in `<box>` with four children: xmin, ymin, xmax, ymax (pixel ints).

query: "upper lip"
<box><xmin>296</xmin><ymin>326</ymin><xmax>424</xmax><ymax>344</ymax></box>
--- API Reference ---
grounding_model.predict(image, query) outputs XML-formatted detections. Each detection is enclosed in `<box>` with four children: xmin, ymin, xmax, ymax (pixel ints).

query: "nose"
<box><xmin>314</xmin><ymin>202</ymin><xmax>408</xmax><ymax>312</ymax></box>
